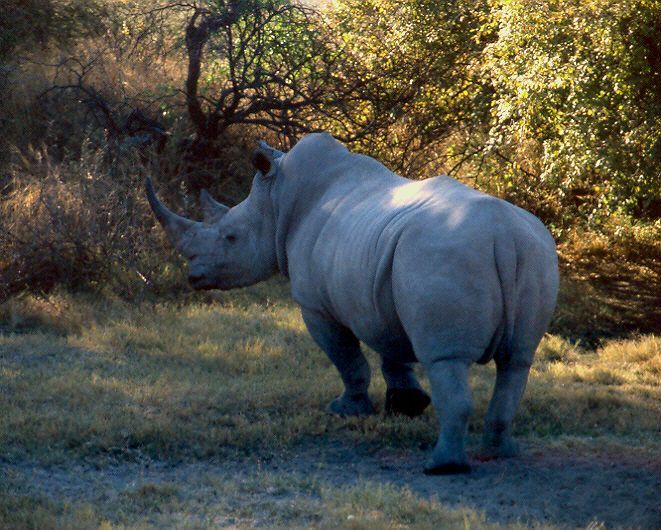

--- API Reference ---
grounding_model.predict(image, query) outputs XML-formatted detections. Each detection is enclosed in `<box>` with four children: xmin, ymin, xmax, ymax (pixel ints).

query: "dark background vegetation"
<box><xmin>0</xmin><ymin>0</ymin><xmax>659</xmax><ymax>339</ymax></box>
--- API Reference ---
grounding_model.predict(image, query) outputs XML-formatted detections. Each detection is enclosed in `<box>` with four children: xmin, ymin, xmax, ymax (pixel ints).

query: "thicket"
<box><xmin>0</xmin><ymin>0</ymin><xmax>659</xmax><ymax>299</ymax></box>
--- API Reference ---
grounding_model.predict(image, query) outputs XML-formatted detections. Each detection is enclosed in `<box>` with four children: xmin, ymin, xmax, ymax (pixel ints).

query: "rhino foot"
<box><xmin>385</xmin><ymin>388</ymin><xmax>431</xmax><ymax>418</ymax></box>
<box><xmin>327</xmin><ymin>393</ymin><xmax>376</xmax><ymax>416</ymax></box>
<box><xmin>481</xmin><ymin>433</ymin><xmax>520</xmax><ymax>459</ymax></box>
<box><xmin>425</xmin><ymin>436</ymin><xmax>471</xmax><ymax>475</ymax></box>
<box><xmin>423</xmin><ymin>462</ymin><xmax>471</xmax><ymax>475</ymax></box>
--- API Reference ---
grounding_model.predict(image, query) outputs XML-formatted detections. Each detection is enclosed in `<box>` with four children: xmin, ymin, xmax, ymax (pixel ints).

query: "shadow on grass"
<box><xmin>1</xmin><ymin>277</ymin><xmax>658</xmax><ymax>469</ymax></box>
<box><xmin>1</xmin><ymin>285</ymin><xmax>659</xmax><ymax>529</ymax></box>
<box><xmin>1</xmin><ymin>324</ymin><xmax>658</xmax><ymax>468</ymax></box>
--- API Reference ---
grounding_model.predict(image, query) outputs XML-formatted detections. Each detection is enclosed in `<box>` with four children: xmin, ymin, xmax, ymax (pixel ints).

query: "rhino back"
<box><xmin>275</xmin><ymin>136</ymin><xmax>557</xmax><ymax>362</ymax></box>
<box><xmin>281</xmin><ymin>169</ymin><xmax>487</xmax><ymax>346</ymax></box>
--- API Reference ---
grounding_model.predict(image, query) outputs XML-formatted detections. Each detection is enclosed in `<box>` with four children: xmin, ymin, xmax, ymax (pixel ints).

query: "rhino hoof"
<box><xmin>327</xmin><ymin>394</ymin><xmax>375</xmax><ymax>417</ymax></box>
<box><xmin>385</xmin><ymin>388</ymin><xmax>431</xmax><ymax>418</ymax></box>
<box><xmin>423</xmin><ymin>462</ymin><xmax>472</xmax><ymax>475</ymax></box>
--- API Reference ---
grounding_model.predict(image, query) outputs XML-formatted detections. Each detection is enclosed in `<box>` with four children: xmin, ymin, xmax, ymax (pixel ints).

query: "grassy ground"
<box><xmin>0</xmin><ymin>279</ymin><xmax>659</xmax><ymax>529</ymax></box>
<box><xmin>0</xmin><ymin>467</ymin><xmax>538</xmax><ymax>530</ymax></box>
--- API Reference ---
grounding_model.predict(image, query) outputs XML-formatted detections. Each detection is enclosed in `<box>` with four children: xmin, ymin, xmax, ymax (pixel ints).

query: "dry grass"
<box><xmin>1</xmin><ymin>474</ymin><xmax>553</xmax><ymax>530</ymax></box>
<box><xmin>552</xmin><ymin>222</ymin><xmax>661</xmax><ymax>345</ymax></box>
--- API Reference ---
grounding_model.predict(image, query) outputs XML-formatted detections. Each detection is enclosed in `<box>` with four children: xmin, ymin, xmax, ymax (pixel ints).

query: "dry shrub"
<box><xmin>536</xmin><ymin>334</ymin><xmax>582</xmax><ymax>363</ymax></box>
<box><xmin>0</xmin><ymin>147</ymin><xmax>187</xmax><ymax>301</ymax></box>
<box><xmin>553</xmin><ymin>217</ymin><xmax>661</xmax><ymax>343</ymax></box>
<box><xmin>598</xmin><ymin>335</ymin><xmax>660</xmax><ymax>366</ymax></box>
<box><xmin>560</xmin><ymin>219</ymin><xmax>661</xmax><ymax>270</ymax></box>
<box><xmin>0</xmin><ymin>291</ymin><xmax>91</xmax><ymax>335</ymax></box>
<box><xmin>0</xmin><ymin>50</ymin><xmax>261</xmax><ymax>301</ymax></box>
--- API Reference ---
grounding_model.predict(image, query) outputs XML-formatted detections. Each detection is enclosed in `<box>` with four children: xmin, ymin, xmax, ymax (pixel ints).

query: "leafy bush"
<box><xmin>332</xmin><ymin>0</ymin><xmax>661</xmax><ymax>227</ymax></box>
<box><xmin>330</xmin><ymin>0</ymin><xmax>492</xmax><ymax>176</ymax></box>
<box><xmin>0</xmin><ymin>0</ymin><xmax>105</xmax><ymax>60</ymax></box>
<box><xmin>481</xmin><ymin>0</ymin><xmax>661</xmax><ymax>224</ymax></box>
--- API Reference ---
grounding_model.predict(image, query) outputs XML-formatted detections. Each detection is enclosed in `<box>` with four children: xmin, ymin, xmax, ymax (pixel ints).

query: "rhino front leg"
<box><xmin>481</xmin><ymin>362</ymin><xmax>530</xmax><ymax>458</ymax></box>
<box><xmin>381</xmin><ymin>359</ymin><xmax>430</xmax><ymax>417</ymax></box>
<box><xmin>301</xmin><ymin>309</ymin><xmax>375</xmax><ymax>416</ymax></box>
<box><xmin>423</xmin><ymin>359</ymin><xmax>473</xmax><ymax>474</ymax></box>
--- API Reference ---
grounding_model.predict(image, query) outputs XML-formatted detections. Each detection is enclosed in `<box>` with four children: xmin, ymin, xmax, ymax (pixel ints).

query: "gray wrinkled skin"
<box><xmin>147</xmin><ymin>133</ymin><xmax>559</xmax><ymax>474</ymax></box>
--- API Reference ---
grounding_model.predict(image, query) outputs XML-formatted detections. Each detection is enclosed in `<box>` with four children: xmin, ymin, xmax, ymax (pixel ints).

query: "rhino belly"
<box><xmin>334</xmin><ymin>300</ymin><xmax>418</xmax><ymax>363</ymax></box>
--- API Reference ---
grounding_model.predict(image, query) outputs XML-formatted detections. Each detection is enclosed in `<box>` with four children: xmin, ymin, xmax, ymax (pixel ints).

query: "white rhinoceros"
<box><xmin>146</xmin><ymin>132</ymin><xmax>559</xmax><ymax>474</ymax></box>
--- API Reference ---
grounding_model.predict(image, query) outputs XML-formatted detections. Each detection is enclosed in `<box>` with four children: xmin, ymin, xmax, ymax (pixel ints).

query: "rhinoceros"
<box><xmin>146</xmin><ymin>132</ymin><xmax>559</xmax><ymax>474</ymax></box>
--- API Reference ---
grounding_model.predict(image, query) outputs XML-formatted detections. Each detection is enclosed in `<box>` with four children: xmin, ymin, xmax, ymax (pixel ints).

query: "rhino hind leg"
<box><xmin>424</xmin><ymin>359</ymin><xmax>473</xmax><ymax>474</ymax></box>
<box><xmin>379</xmin><ymin>354</ymin><xmax>430</xmax><ymax>417</ymax></box>
<box><xmin>481</xmin><ymin>363</ymin><xmax>531</xmax><ymax>458</ymax></box>
<box><xmin>302</xmin><ymin>309</ymin><xmax>376</xmax><ymax>417</ymax></box>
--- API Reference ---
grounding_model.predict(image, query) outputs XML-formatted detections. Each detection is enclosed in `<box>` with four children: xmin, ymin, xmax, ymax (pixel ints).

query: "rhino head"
<box><xmin>146</xmin><ymin>141</ymin><xmax>284</xmax><ymax>290</ymax></box>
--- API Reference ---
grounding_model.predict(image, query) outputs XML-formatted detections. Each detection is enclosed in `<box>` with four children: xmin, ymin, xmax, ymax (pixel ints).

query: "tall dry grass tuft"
<box><xmin>598</xmin><ymin>335</ymin><xmax>660</xmax><ymax>380</ymax></box>
<box><xmin>0</xmin><ymin>144</ymin><xmax>189</xmax><ymax>301</ymax></box>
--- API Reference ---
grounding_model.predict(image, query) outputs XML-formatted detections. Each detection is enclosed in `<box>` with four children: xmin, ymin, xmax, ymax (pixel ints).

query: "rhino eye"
<box><xmin>225</xmin><ymin>234</ymin><xmax>237</xmax><ymax>243</ymax></box>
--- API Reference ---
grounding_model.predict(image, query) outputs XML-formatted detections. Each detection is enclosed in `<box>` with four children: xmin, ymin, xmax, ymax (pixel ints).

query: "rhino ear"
<box><xmin>200</xmin><ymin>189</ymin><xmax>229</xmax><ymax>223</ymax></box>
<box><xmin>252</xmin><ymin>140</ymin><xmax>283</xmax><ymax>178</ymax></box>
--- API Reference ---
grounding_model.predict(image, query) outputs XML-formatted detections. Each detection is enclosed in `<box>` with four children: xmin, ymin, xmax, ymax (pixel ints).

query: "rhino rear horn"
<box><xmin>200</xmin><ymin>189</ymin><xmax>229</xmax><ymax>222</ymax></box>
<box><xmin>145</xmin><ymin>177</ymin><xmax>197</xmax><ymax>246</ymax></box>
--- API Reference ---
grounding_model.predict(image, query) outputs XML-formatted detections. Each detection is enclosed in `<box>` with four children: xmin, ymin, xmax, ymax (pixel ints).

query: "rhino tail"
<box><xmin>492</xmin><ymin>227</ymin><xmax>518</xmax><ymax>365</ymax></box>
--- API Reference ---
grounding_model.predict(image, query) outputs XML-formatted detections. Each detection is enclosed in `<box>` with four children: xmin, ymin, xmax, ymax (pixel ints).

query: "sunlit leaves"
<box><xmin>483</xmin><ymin>0</ymin><xmax>661</xmax><ymax>221</ymax></box>
<box><xmin>330</xmin><ymin>0</ymin><xmax>492</xmax><ymax>175</ymax></box>
<box><xmin>186</xmin><ymin>0</ymin><xmax>344</xmax><ymax>144</ymax></box>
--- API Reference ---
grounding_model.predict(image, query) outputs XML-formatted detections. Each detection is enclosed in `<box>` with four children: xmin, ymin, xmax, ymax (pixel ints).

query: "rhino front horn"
<box><xmin>145</xmin><ymin>177</ymin><xmax>197</xmax><ymax>246</ymax></box>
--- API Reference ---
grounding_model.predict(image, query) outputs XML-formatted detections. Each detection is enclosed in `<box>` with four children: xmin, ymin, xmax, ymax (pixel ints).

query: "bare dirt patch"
<box><xmin>3</xmin><ymin>439</ymin><xmax>659</xmax><ymax>529</ymax></box>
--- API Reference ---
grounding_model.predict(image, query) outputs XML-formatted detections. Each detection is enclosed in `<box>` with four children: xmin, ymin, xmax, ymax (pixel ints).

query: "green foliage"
<box><xmin>330</xmin><ymin>0</ymin><xmax>492</xmax><ymax>175</ymax></box>
<box><xmin>204</xmin><ymin>0</ymin><xmax>322</xmax><ymax>89</ymax></box>
<box><xmin>185</xmin><ymin>0</ymin><xmax>344</xmax><ymax>146</ymax></box>
<box><xmin>482</xmin><ymin>0</ymin><xmax>661</xmax><ymax>223</ymax></box>
<box><xmin>0</xmin><ymin>0</ymin><xmax>105</xmax><ymax>60</ymax></box>
<box><xmin>332</xmin><ymin>0</ymin><xmax>660</xmax><ymax>226</ymax></box>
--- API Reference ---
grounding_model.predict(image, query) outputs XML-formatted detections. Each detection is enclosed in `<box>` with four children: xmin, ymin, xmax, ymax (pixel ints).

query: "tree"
<box><xmin>181</xmin><ymin>0</ymin><xmax>356</xmax><ymax>156</ymax></box>
<box><xmin>328</xmin><ymin>0</ymin><xmax>492</xmax><ymax>176</ymax></box>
